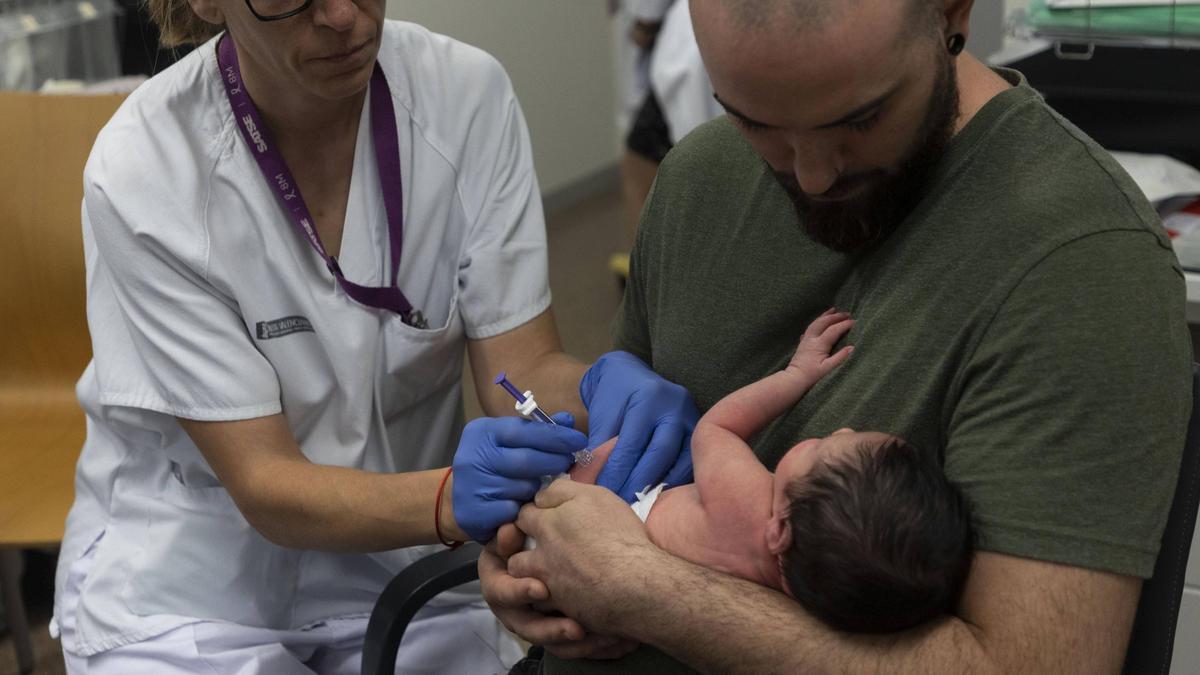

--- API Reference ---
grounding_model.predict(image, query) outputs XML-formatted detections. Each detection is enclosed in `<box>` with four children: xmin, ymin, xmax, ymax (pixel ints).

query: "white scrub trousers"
<box><xmin>56</xmin><ymin>538</ymin><xmax>523</xmax><ymax>674</ymax></box>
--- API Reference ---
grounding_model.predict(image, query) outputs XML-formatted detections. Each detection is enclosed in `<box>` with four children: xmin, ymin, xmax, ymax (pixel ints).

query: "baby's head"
<box><xmin>766</xmin><ymin>430</ymin><xmax>973</xmax><ymax>634</ymax></box>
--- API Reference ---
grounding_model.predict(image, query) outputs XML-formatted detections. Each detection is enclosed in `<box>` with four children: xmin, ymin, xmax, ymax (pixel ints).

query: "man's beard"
<box><xmin>772</xmin><ymin>50</ymin><xmax>961</xmax><ymax>254</ymax></box>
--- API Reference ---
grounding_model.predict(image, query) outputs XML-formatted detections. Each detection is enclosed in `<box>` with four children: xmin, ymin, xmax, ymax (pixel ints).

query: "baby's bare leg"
<box><xmin>567</xmin><ymin>436</ymin><xmax>619</xmax><ymax>484</ymax></box>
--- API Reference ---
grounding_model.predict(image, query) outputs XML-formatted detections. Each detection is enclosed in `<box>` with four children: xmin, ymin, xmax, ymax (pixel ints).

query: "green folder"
<box><xmin>1029</xmin><ymin>0</ymin><xmax>1200</xmax><ymax>38</ymax></box>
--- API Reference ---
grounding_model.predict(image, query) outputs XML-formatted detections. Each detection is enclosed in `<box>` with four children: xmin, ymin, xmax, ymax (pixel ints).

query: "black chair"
<box><xmin>362</xmin><ymin>364</ymin><xmax>1200</xmax><ymax>675</ymax></box>
<box><xmin>1122</xmin><ymin>363</ymin><xmax>1200</xmax><ymax>675</ymax></box>
<box><xmin>361</xmin><ymin>543</ymin><xmax>485</xmax><ymax>675</ymax></box>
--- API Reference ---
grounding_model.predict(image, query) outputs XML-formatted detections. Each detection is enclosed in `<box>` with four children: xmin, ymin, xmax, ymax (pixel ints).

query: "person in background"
<box><xmin>609</xmin><ymin>0</ymin><xmax>722</xmax><ymax>279</ymax></box>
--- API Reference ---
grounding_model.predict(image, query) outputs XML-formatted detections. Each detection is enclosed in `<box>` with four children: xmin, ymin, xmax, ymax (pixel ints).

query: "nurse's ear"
<box><xmin>187</xmin><ymin>0</ymin><xmax>226</xmax><ymax>26</ymax></box>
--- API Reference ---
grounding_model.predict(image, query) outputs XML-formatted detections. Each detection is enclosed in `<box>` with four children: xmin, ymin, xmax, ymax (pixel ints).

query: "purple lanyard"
<box><xmin>217</xmin><ymin>35</ymin><xmax>426</xmax><ymax>327</ymax></box>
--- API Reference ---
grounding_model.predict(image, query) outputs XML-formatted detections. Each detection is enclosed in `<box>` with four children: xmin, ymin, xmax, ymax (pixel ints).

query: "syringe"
<box><xmin>493</xmin><ymin>372</ymin><xmax>594</xmax><ymax>466</ymax></box>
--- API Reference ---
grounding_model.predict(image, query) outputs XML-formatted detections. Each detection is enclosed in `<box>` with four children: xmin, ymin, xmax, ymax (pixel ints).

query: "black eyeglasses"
<box><xmin>244</xmin><ymin>0</ymin><xmax>312</xmax><ymax>22</ymax></box>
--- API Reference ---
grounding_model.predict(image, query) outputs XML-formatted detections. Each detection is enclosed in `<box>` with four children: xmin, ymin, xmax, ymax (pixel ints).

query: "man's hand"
<box><xmin>507</xmin><ymin>479</ymin><xmax>665</xmax><ymax>630</ymax></box>
<box><xmin>480</xmin><ymin>522</ymin><xmax>639</xmax><ymax>660</ymax></box>
<box><xmin>579</xmin><ymin>351</ymin><xmax>698</xmax><ymax>502</ymax></box>
<box><xmin>789</xmin><ymin>308</ymin><xmax>854</xmax><ymax>381</ymax></box>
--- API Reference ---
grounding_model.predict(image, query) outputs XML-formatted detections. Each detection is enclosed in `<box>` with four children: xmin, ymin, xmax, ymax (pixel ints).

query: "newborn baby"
<box><xmin>568</xmin><ymin>309</ymin><xmax>974</xmax><ymax>633</ymax></box>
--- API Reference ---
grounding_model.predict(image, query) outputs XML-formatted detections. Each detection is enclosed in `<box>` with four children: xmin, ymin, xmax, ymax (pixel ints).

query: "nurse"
<box><xmin>52</xmin><ymin>0</ymin><xmax>695</xmax><ymax>671</ymax></box>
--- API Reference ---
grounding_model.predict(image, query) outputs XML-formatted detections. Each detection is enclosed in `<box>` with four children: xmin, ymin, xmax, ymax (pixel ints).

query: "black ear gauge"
<box><xmin>947</xmin><ymin>33</ymin><xmax>966</xmax><ymax>55</ymax></box>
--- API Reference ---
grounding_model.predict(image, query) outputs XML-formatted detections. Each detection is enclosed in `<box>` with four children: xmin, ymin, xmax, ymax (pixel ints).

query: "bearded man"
<box><xmin>482</xmin><ymin>1</ymin><xmax>1193</xmax><ymax>673</ymax></box>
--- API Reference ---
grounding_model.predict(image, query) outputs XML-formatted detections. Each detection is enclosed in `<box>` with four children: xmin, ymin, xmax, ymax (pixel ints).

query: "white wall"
<box><xmin>968</xmin><ymin>1</ymin><xmax>1006</xmax><ymax>59</ymax></box>
<box><xmin>384</xmin><ymin>2</ymin><xmax>620</xmax><ymax>196</ymax></box>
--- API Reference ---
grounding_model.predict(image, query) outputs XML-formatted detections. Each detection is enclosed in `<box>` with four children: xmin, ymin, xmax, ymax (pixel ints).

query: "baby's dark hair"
<box><xmin>781</xmin><ymin>438</ymin><xmax>973</xmax><ymax>634</ymax></box>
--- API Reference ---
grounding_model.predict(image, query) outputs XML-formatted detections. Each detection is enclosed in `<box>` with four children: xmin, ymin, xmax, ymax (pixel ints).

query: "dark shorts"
<box><xmin>626</xmin><ymin>92</ymin><xmax>674</xmax><ymax>163</ymax></box>
<box><xmin>508</xmin><ymin>645</ymin><xmax>545</xmax><ymax>675</ymax></box>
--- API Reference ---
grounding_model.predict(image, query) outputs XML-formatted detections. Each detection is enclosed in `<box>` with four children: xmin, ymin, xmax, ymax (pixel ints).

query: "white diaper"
<box><xmin>631</xmin><ymin>483</ymin><xmax>667</xmax><ymax>523</ymax></box>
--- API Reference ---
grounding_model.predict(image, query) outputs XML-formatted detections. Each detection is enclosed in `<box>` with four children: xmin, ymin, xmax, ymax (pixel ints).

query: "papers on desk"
<box><xmin>1167</xmin><ymin>200</ymin><xmax>1200</xmax><ymax>272</ymax></box>
<box><xmin>1166</xmin><ymin>200</ymin><xmax>1200</xmax><ymax>239</ymax></box>
<box><xmin>1109</xmin><ymin>152</ymin><xmax>1200</xmax><ymax>272</ymax></box>
<box><xmin>1111</xmin><ymin>152</ymin><xmax>1200</xmax><ymax>205</ymax></box>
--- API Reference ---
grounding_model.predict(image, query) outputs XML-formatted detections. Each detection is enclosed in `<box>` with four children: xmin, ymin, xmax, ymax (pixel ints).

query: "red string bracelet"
<box><xmin>435</xmin><ymin>467</ymin><xmax>464</xmax><ymax>549</ymax></box>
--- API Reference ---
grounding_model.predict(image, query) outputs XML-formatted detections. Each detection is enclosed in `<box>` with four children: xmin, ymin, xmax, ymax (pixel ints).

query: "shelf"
<box><xmin>1012</xmin><ymin>3</ymin><xmax>1200</xmax><ymax>55</ymax></box>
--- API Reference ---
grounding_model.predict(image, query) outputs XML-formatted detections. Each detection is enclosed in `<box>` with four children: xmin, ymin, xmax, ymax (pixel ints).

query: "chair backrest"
<box><xmin>0</xmin><ymin>92</ymin><xmax>124</xmax><ymax>405</ymax></box>
<box><xmin>361</xmin><ymin>543</ymin><xmax>484</xmax><ymax>675</ymax></box>
<box><xmin>0</xmin><ymin>93</ymin><xmax>124</xmax><ymax>547</ymax></box>
<box><xmin>1122</xmin><ymin>363</ymin><xmax>1200</xmax><ymax>675</ymax></box>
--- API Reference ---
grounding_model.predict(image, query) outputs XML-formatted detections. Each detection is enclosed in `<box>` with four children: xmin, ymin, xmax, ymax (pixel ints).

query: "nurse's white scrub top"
<box><xmin>55</xmin><ymin>20</ymin><xmax>550</xmax><ymax>657</ymax></box>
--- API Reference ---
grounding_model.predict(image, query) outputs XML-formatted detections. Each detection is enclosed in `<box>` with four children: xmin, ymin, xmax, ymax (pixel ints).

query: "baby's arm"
<box><xmin>700</xmin><ymin>308</ymin><xmax>853</xmax><ymax>440</ymax></box>
<box><xmin>692</xmin><ymin>309</ymin><xmax>854</xmax><ymax>492</ymax></box>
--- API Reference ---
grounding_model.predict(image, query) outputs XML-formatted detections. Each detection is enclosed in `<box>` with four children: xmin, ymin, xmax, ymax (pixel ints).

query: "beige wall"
<box><xmin>385</xmin><ymin>2</ymin><xmax>619</xmax><ymax>196</ymax></box>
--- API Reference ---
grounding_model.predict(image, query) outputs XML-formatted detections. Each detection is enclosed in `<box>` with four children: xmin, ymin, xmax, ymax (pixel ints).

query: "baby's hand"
<box><xmin>789</xmin><ymin>308</ymin><xmax>854</xmax><ymax>379</ymax></box>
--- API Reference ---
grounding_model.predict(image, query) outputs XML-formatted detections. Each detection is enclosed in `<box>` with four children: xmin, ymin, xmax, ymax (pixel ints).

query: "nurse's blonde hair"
<box><xmin>147</xmin><ymin>0</ymin><xmax>223</xmax><ymax>47</ymax></box>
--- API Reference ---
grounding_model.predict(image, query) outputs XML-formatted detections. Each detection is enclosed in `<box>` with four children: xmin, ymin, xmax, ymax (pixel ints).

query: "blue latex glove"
<box><xmin>452</xmin><ymin>412</ymin><xmax>585</xmax><ymax>543</ymax></box>
<box><xmin>579</xmin><ymin>351</ymin><xmax>698</xmax><ymax>502</ymax></box>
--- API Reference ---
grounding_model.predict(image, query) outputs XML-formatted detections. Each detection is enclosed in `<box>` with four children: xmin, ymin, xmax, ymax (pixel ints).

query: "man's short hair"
<box><xmin>781</xmin><ymin>439</ymin><xmax>974</xmax><ymax>633</ymax></box>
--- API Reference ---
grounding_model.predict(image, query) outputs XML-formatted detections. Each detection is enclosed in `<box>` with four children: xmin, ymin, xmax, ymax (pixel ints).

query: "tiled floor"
<box><xmin>0</xmin><ymin>188</ymin><xmax>629</xmax><ymax>675</ymax></box>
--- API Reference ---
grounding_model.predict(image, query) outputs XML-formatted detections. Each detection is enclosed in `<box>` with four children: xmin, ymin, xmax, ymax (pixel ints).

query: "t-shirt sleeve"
<box><xmin>945</xmin><ymin>230</ymin><xmax>1192</xmax><ymax>578</ymax></box>
<box><xmin>83</xmin><ymin>143</ymin><xmax>282</xmax><ymax>421</ymax></box>
<box><xmin>456</xmin><ymin>89</ymin><xmax>551</xmax><ymax>340</ymax></box>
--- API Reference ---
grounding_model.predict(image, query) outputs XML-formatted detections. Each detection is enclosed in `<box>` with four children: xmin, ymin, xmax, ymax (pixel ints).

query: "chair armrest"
<box><xmin>361</xmin><ymin>543</ymin><xmax>484</xmax><ymax>675</ymax></box>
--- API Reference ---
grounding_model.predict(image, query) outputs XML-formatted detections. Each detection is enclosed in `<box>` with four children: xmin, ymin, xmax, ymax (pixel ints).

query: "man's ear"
<box><xmin>942</xmin><ymin>0</ymin><xmax>976</xmax><ymax>43</ymax></box>
<box><xmin>765</xmin><ymin>515</ymin><xmax>792</xmax><ymax>556</ymax></box>
<box><xmin>188</xmin><ymin>0</ymin><xmax>226</xmax><ymax>27</ymax></box>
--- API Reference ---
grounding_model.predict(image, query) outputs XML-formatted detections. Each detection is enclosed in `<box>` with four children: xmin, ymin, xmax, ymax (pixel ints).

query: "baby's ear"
<box><xmin>766</xmin><ymin>515</ymin><xmax>792</xmax><ymax>555</ymax></box>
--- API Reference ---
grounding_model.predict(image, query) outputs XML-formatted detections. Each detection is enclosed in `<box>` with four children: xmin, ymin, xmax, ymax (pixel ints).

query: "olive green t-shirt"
<box><xmin>543</xmin><ymin>70</ymin><xmax>1192</xmax><ymax>675</ymax></box>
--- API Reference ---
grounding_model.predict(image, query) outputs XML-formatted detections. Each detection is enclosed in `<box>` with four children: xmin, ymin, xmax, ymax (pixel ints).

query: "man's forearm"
<box><xmin>511</xmin><ymin>483</ymin><xmax>1135</xmax><ymax>675</ymax></box>
<box><xmin>616</xmin><ymin>547</ymin><xmax>1001</xmax><ymax>675</ymax></box>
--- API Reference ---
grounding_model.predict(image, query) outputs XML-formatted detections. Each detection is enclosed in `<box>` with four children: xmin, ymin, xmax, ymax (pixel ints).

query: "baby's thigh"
<box><xmin>566</xmin><ymin>437</ymin><xmax>619</xmax><ymax>484</ymax></box>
